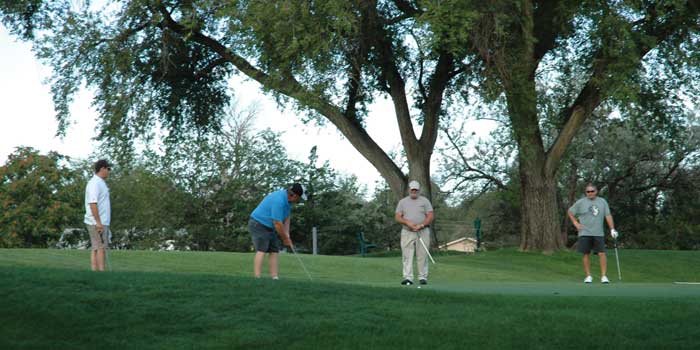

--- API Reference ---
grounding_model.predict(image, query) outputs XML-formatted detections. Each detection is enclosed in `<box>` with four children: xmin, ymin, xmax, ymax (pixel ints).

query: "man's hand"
<box><xmin>611</xmin><ymin>229</ymin><xmax>619</xmax><ymax>239</ymax></box>
<box><xmin>283</xmin><ymin>236</ymin><xmax>293</xmax><ymax>247</ymax></box>
<box><xmin>573</xmin><ymin>222</ymin><xmax>584</xmax><ymax>231</ymax></box>
<box><xmin>96</xmin><ymin>223</ymin><xmax>104</xmax><ymax>234</ymax></box>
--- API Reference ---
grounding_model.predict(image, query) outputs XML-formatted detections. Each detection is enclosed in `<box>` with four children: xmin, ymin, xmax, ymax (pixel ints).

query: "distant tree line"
<box><xmin>0</xmin><ymin>107</ymin><xmax>412</xmax><ymax>254</ymax></box>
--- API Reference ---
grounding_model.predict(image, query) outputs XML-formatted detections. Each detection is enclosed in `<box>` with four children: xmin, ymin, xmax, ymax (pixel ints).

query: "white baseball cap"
<box><xmin>408</xmin><ymin>180</ymin><xmax>420</xmax><ymax>190</ymax></box>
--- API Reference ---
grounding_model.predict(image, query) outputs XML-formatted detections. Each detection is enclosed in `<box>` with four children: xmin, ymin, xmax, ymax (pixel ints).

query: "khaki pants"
<box><xmin>401</xmin><ymin>227</ymin><xmax>430</xmax><ymax>281</ymax></box>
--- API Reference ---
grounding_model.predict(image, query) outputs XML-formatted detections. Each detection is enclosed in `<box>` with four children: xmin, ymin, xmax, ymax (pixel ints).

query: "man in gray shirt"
<box><xmin>395</xmin><ymin>180</ymin><xmax>434</xmax><ymax>286</ymax></box>
<box><xmin>567</xmin><ymin>184</ymin><xmax>618</xmax><ymax>284</ymax></box>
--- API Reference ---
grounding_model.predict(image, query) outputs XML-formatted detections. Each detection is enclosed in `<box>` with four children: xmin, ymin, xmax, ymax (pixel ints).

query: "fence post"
<box><xmin>312</xmin><ymin>226</ymin><xmax>318</xmax><ymax>255</ymax></box>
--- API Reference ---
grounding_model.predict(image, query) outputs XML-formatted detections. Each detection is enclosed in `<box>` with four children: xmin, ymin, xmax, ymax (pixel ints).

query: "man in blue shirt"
<box><xmin>249</xmin><ymin>183</ymin><xmax>307</xmax><ymax>279</ymax></box>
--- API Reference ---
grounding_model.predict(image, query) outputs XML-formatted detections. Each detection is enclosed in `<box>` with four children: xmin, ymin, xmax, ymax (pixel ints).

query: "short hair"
<box><xmin>94</xmin><ymin>159</ymin><xmax>111</xmax><ymax>173</ymax></box>
<box><xmin>585</xmin><ymin>183</ymin><xmax>598</xmax><ymax>190</ymax></box>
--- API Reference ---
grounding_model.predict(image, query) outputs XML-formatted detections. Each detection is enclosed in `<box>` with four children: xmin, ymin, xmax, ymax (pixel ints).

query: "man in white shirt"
<box><xmin>84</xmin><ymin>159</ymin><xmax>112</xmax><ymax>271</ymax></box>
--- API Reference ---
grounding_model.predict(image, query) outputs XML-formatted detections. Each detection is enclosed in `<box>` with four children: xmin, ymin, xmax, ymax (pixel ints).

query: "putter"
<box><xmin>102</xmin><ymin>229</ymin><xmax>112</xmax><ymax>271</ymax></box>
<box><xmin>418</xmin><ymin>237</ymin><xmax>436</xmax><ymax>264</ymax></box>
<box><xmin>613</xmin><ymin>238</ymin><xmax>621</xmax><ymax>281</ymax></box>
<box><xmin>290</xmin><ymin>245</ymin><xmax>312</xmax><ymax>281</ymax></box>
<box><xmin>105</xmin><ymin>249</ymin><xmax>112</xmax><ymax>271</ymax></box>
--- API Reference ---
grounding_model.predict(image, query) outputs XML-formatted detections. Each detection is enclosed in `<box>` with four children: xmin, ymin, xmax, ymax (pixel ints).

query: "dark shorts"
<box><xmin>577</xmin><ymin>236</ymin><xmax>607</xmax><ymax>254</ymax></box>
<box><xmin>249</xmin><ymin>218</ymin><xmax>281</xmax><ymax>253</ymax></box>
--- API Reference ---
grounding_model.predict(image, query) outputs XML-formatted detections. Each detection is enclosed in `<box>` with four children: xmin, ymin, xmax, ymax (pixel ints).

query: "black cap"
<box><xmin>94</xmin><ymin>159</ymin><xmax>111</xmax><ymax>173</ymax></box>
<box><xmin>290</xmin><ymin>183</ymin><xmax>308</xmax><ymax>200</ymax></box>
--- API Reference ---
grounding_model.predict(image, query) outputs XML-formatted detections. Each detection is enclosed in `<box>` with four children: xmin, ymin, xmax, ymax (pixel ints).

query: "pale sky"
<box><xmin>0</xmin><ymin>23</ymin><xmax>494</xmax><ymax>193</ymax></box>
<box><xmin>0</xmin><ymin>24</ymin><xmax>397</xmax><ymax>191</ymax></box>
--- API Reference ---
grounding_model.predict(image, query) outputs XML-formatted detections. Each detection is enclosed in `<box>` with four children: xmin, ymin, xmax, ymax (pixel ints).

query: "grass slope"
<box><xmin>1</xmin><ymin>248</ymin><xmax>699</xmax><ymax>349</ymax></box>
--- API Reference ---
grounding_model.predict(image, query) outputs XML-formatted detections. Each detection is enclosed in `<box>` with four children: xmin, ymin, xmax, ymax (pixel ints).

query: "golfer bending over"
<box><xmin>249</xmin><ymin>183</ymin><xmax>307</xmax><ymax>279</ymax></box>
<box><xmin>567</xmin><ymin>184</ymin><xmax>618</xmax><ymax>284</ymax></box>
<box><xmin>395</xmin><ymin>180</ymin><xmax>434</xmax><ymax>286</ymax></box>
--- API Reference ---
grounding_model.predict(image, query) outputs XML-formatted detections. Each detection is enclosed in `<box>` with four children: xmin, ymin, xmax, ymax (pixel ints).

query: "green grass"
<box><xmin>1</xmin><ymin>248</ymin><xmax>699</xmax><ymax>349</ymax></box>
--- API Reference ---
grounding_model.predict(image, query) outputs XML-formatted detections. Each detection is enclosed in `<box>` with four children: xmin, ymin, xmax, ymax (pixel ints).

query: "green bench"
<box><xmin>357</xmin><ymin>232</ymin><xmax>378</xmax><ymax>257</ymax></box>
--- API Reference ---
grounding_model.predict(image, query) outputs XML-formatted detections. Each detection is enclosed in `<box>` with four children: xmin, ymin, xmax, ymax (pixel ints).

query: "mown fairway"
<box><xmin>1</xmin><ymin>248</ymin><xmax>699</xmax><ymax>349</ymax></box>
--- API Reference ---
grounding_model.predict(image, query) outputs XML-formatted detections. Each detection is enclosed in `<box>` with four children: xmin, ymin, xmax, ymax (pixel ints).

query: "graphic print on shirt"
<box><xmin>589</xmin><ymin>205</ymin><xmax>600</xmax><ymax>217</ymax></box>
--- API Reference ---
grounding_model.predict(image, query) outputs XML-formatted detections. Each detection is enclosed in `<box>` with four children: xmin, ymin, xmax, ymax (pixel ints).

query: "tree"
<box><xmin>0</xmin><ymin>147</ymin><xmax>84</xmax><ymax>247</ymax></box>
<box><xmin>4</xmin><ymin>1</ymin><xmax>699</xmax><ymax>251</ymax></box>
<box><xmin>0</xmin><ymin>0</ymin><xmax>471</xmax><ymax>203</ymax></box>
<box><xmin>425</xmin><ymin>0</ymin><xmax>700</xmax><ymax>251</ymax></box>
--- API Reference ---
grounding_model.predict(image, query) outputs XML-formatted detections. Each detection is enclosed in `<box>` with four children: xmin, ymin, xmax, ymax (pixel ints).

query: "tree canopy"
<box><xmin>2</xmin><ymin>0</ymin><xmax>699</xmax><ymax>251</ymax></box>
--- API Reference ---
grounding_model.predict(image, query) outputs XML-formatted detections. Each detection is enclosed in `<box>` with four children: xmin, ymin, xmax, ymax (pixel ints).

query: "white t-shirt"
<box><xmin>84</xmin><ymin>175</ymin><xmax>111</xmax><ymax>225</ymax></box>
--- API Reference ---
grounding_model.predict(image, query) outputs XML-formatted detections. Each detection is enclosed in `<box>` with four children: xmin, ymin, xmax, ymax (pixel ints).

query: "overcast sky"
<box><xmin>0</xmin><ymin>21</ymin><xmax>500</xmax><ymax>195</ymax></box>
<box><xmin>0</xmin><ymin>24</ymin><xmax>410</xmax><ymax>191</ymax></box>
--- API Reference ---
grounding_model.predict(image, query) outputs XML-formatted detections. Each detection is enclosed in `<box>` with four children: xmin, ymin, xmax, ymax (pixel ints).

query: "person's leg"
<box><xmin>249</xmin><ymin>219</ymin><xmax>272</xmax><ymax>278</ymax></box>
<box><xmin>91</xmin><ymin>250</ymin><xmax>98</xmax><ymax>271</ymax></box>
<box><xmin>269</xmin><ymin>252</ymin><xmax>279</xmax><ymax>278</ymax></box>
<box><xmin>599</xmin><ymin>253</ymin><xmax>607</xmax><ymax>276</ymax></box>
<box><xmin>87</xmin><ymin>225</ymin><xmax>100</xmax><ymax>271</ymax></box>
<box><xmin>401</xmin><ymin>229</ymin><xmax>417</xmax><ymax>281</ymax></box>
<box><xmin>96</xmin><ymin>248</ymin><xmax>105</xmax><ymax>271</ymax></box>
<box><xmin>416</xmin><ymin>229</ymin><xmax>430</xmax><ymax>281</ymax></box>
<box><xmin>582</xmin><ymin>253</ymin><xmax>591</xmax><ymax>277</ymax></box>
<box><xmin>577</xmin><ymin>236</ymin><xmax>593</xmax><ymax>279</ymax></box>
<box><xmin>592</xmin><ymin>236</ymin><xmax>608</xmax><ymax>277</ymax></box>
<box><xmin>254</xmin><ymin>252</ymin><xmax>266</xmax><ymax>278</ymax></box>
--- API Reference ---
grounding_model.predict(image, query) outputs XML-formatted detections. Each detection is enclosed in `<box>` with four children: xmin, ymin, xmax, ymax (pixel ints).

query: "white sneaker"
<box><xmin>584</xmin><ymin>276</ymin><xmax>593</xmax><ymax>283</ymax></box>
<box><xmin>601</xmin><ymin>276</ymin><xmax>610</xmax><ymax>284</ymax></box>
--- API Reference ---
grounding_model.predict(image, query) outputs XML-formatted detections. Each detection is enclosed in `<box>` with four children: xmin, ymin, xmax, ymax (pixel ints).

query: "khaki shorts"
<box><xmin>87</xmin><ymin>225</ymin><xmax>110</xmax><ymax>251</ymax></box>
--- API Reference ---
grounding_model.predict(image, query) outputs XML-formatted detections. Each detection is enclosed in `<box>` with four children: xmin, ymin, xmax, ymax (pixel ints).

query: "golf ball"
<box><xmin>417</xmin><ymin>286</ymin><xmax>421</xmax><ymax>289</ymax></box>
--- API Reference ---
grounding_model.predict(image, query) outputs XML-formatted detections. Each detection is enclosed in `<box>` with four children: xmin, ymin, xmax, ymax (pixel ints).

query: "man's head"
<box><xmin>585</xmin><ymin>184</ymin><xmax>598</xmax><ymax>200</ymax></box>
<box><xmin>287</xmin><ymin>183</ymin><xmax>308</xmax><ymax>203</ymax></box>
<box><xmin>408</xmin><ymin>180</ymin><xmax>420</xmax><ymax>199</ymax></box>
<box><xmin>94</xmin><ymin>159</ymin><xmax>111</xmax><ymax>179</ymax></box>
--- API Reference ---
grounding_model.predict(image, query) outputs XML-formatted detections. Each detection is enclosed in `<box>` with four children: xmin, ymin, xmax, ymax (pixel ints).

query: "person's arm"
<box><xmin>89</xmin><ymin>202</ymin><xmax>104</xmax><ymax>233</ymax></box>
<box><xmin>395</xmin><ymin>212</ymin><xmax>418</xmax><ymax>231</ymax></box>
<box><xmin>273</xmin><ymin>220</ymin><xmax>293</xmax><ymax>247</ymax></box>
<box><xmin>417</xmin><ymin>211</ymin><xmax>434</xmax><ymax>230</ymax></box>
<box><xmin>606</xmin><ymin>214</ymin><xmax>619</xmax><ymax>239</ymax></box>
<box><xmin>567</xmin><ymin>210</ymin><xmax>583</xmax><ymax>231</ymax></box>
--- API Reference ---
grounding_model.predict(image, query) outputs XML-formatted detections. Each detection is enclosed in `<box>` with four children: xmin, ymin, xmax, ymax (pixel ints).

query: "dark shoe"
<box><xmin>401</xmin><ymin>279</ymin><xmax>413</xmax><ymax>286</ymax></box>
<box><xmin>419</xmin><ymin>279</ymin><xmax>427</xmax><ymax>285</ymax></box>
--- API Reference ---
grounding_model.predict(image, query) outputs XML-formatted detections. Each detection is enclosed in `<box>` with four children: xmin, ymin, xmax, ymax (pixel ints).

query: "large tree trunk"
<box><xmin>518</xmin><ymin>168</ymin><xmax>563</xmax><ymax>252</ymax></box>
<box><xmin>505</xmin><ymin>53</ymin><xmax>565</xmax><ymax>252</ymax></box>
<box><xmin>405</xmin><ymin>148</ymin><xmax>439</xmax><ymax>246</ymax></box>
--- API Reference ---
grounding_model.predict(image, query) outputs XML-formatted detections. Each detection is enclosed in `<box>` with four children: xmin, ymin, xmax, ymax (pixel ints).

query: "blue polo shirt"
<box><xmin>250</xmin><ymin>189</ymin><xmax>290</xmax><ymax>229</ymax></box>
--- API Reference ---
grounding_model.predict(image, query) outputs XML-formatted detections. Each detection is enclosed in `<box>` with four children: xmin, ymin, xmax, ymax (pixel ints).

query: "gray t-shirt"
<box><xmin>396</xmin><ymin>196</ymin><xmax>433</xmax><ymax>230</ymax></box>
<box><xmin>568</xmin><ymin>197</ymin><xmax>610</xmax><ymax>237</ymax></box>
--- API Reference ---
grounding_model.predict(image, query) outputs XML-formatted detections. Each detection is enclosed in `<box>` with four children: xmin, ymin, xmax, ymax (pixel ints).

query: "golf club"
<box><xmin>105</xmin><ymin>249</ymin><xmax>112</xmax><ymax>271</ymax></box>
<box><xmin>102</xmin><ymin>229</ymin><xmax>112</xmax><ymax>271</ymax></box>
<box><xmin>613</xmin><ymin>238</ymin><xmax>621</xmax><ymax>281</ymax></box>
<box><xmin>418</xmin><ymin>236</ymin><xmax>436</xmax><ymax>264</ymax></box>
<box><xmin>290</xmin><ymin>245</ymin><xmax>312</xmax><ymax>281</ymax></box>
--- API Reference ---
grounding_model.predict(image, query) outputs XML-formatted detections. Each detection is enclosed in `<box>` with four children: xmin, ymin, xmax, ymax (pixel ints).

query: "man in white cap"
<box><xmin>395</xmin><ymin>180</ymin><xmax>434</xmax><ymax>285</ymax></box>
<box><xmin>249</xmin><ymin>183</ymin><xmax>307</xmax><ymax>279</ymax></box>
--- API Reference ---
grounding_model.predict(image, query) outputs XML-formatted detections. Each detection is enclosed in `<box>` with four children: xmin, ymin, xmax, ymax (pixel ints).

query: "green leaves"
<box><xmin>0</xmin><ymin>147</ymin><xmax>84</xmax><ymax>248</ymax></box>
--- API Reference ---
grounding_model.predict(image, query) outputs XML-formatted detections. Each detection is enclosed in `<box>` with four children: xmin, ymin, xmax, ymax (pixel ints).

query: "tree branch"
<box><xmin>156</xmin><ymin>5</ymin><xmax>407</xmax><ymax>191</ymax></box>
<box><xmin>421</xmin><ymin>51</ymin><xmax>454</xmax><ymax>148</ymax></box>
<box><xmin>442</xmin><ymin>126</ymin><xmax>506</xmax><ymax>190</ymax></box>
<box><xmin>545</xmin><ymin>1</ymin><xmax>700</xmax><ymax>176</ymax></box>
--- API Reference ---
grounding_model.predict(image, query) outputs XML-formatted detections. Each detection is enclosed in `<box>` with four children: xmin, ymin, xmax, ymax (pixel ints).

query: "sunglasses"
<box><xmin>586</xmin><ymin>190</ymin><xmax>596</xmax><ymax>193</ymax></box>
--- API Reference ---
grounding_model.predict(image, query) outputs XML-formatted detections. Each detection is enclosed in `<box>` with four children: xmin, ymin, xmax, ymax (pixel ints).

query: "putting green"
<box><xmin>417</xmin><ymin>281</ymin><xmax>700</xmax><ymax>297</ymax></box>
